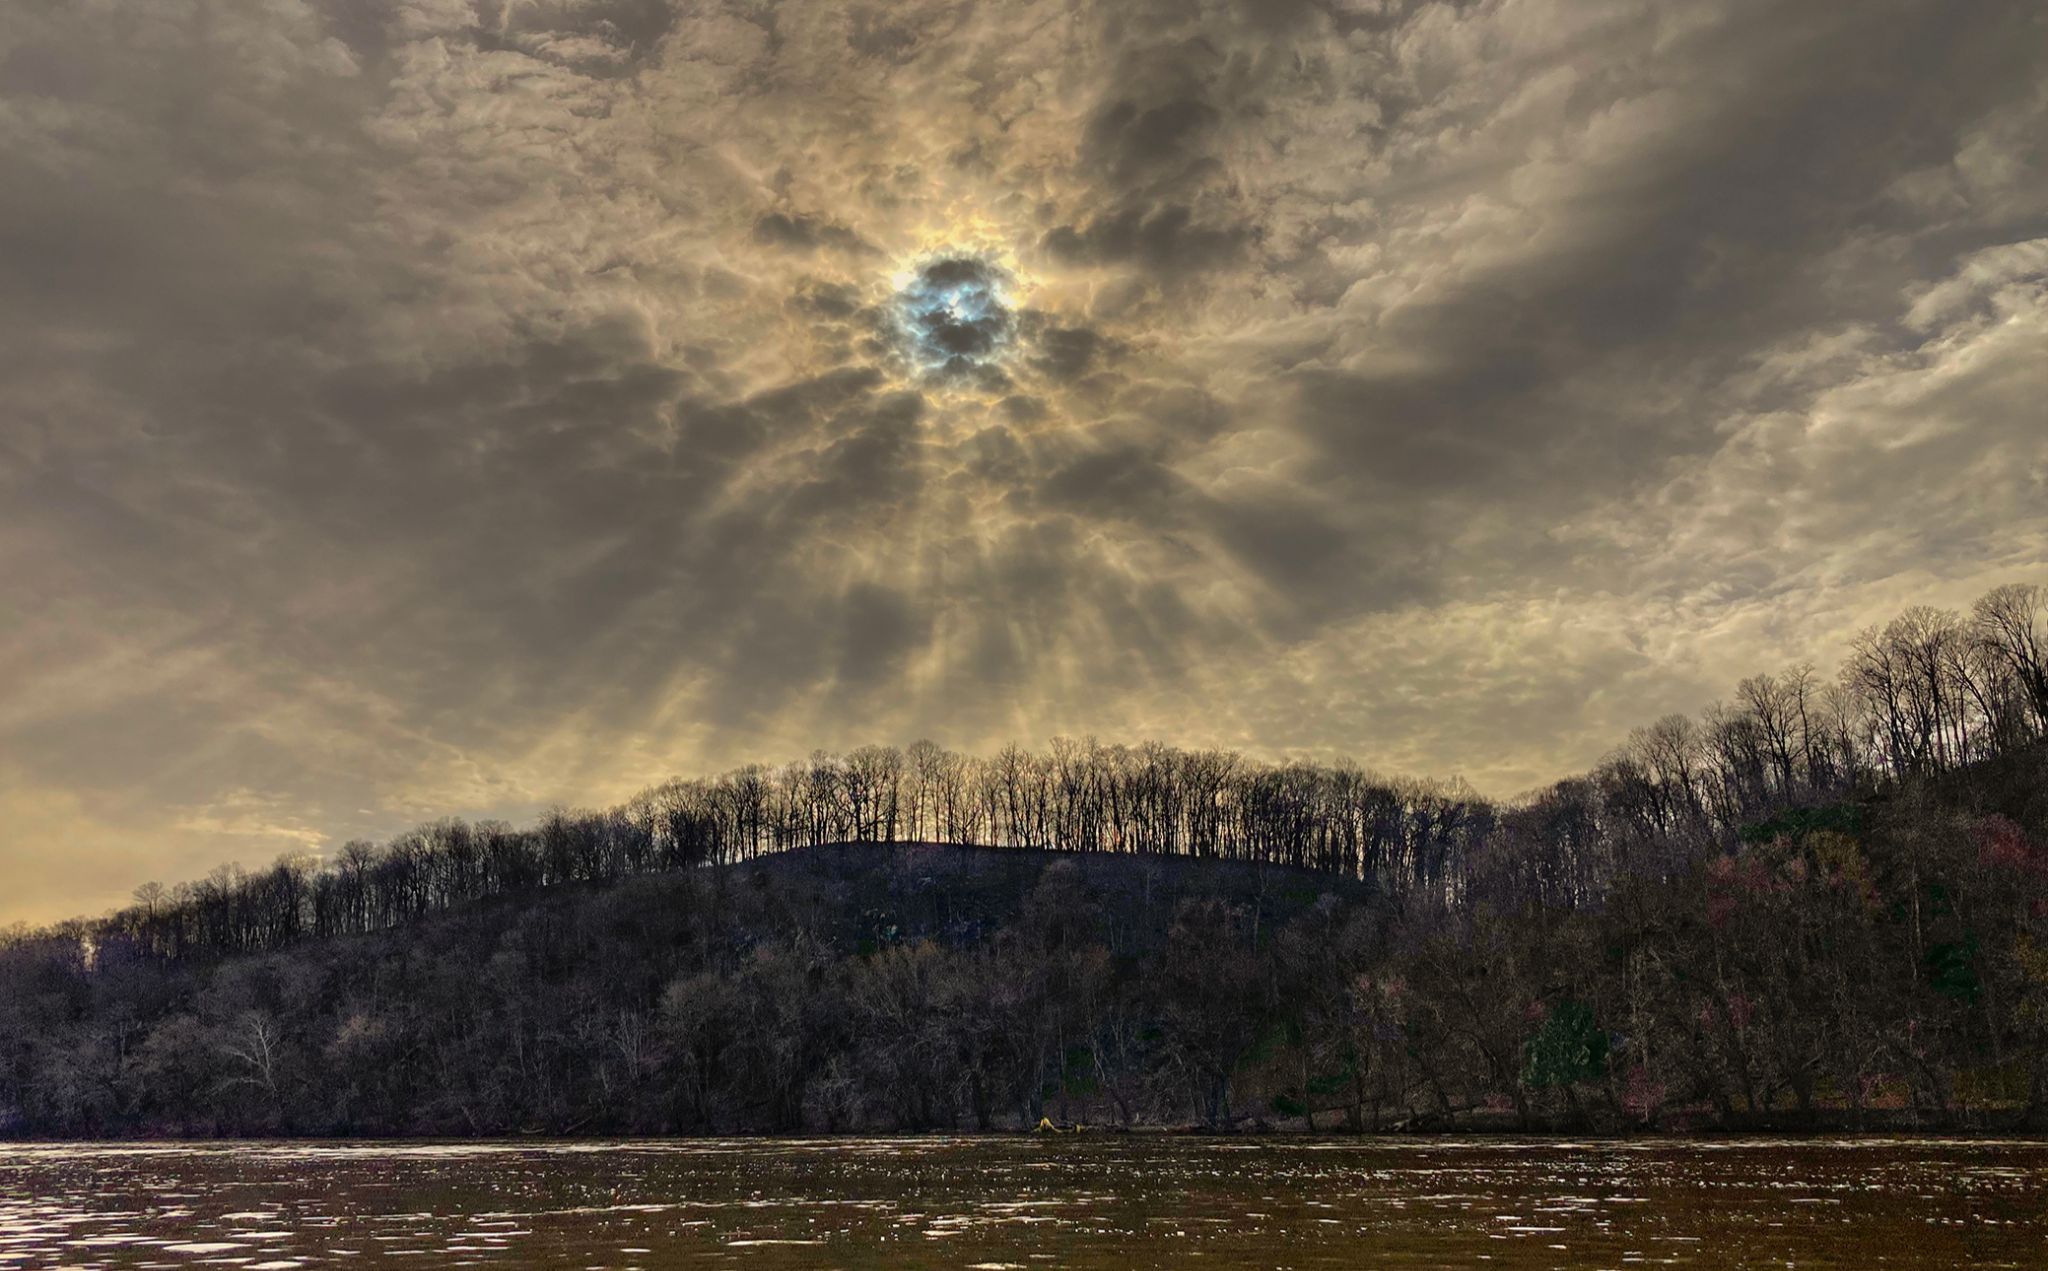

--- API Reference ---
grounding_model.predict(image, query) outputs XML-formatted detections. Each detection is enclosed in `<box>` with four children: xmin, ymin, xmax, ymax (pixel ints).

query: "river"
<box><xmin>3</xmin><ymin>1137</ymin><xmax>2043</xmax><ymax>1268</ymax></box>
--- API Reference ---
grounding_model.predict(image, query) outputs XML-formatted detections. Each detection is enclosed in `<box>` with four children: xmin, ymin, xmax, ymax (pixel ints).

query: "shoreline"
<box><xmin>9</xmin><ymin>1124</ymin><xmax>2048</xmax><ymax>1146</ymax></box>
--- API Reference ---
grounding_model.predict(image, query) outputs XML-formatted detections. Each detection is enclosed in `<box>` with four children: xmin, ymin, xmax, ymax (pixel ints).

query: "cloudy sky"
<box><xmin>3</xmin><ymin>0</ymin><xmax>2045</xmax><ymax>923</ymax></box>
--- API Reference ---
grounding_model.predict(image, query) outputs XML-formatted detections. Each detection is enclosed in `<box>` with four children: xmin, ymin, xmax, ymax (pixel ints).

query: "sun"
<box><xmin>890</xmin><ymin>251</ymin><xmax>1019</xmax><ymax>379</ymax></box>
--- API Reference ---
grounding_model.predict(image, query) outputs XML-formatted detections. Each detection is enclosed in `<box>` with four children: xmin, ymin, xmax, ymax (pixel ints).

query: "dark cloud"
<box><xmin>474</xmin><ymin>0</ymin><xmax>679</xmax><ymax>75</ymax></box>
<box><xmin>834</xmin><ymin>581</ymin><xmax>927</xmax><ymax>692</ymax></box>
<box><xmin>753</xmin><ymin>211</ymin><xmax>880</xmax><ymax>256</ymax></box>
<box><xmin>1027</xmin><ymin>323</ymin><xmax>1110</xmax><ymax>382</ymax></box>
<box><xmin>1041</xmin><ymin>204</ymin><xmax>1251</xmax><ymax>274</ymax></box>
<box><xmin>1285</xmin><ymin>362</ymin><xmax>1545</xmax><ymax>493</ymax></box>
<box><xmin>998</xmin><ymin>394</ymin><xmax>1048</xmax><ymax>424</ymax></box>
<box><xmin>1082</xmin><ymin>96</ymin><xmax>1223</xmax><ymax>186</ymax></box>
<box><xmin>1039</xmin><ymin>444</ymin><xmax>1181</xmax><ymax>518</ymax></box>
<box><xmin>846</xmin><ymin>8</ymin><xmax>926</xmax><ymax>65</ymax></box>
<box><xmin>1037</xmin><ymin>27</ymin><xmax>1259</xmax><ymax>281</ymax></box>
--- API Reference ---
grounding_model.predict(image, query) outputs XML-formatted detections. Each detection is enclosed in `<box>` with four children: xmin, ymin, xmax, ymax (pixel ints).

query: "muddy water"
<box><xmin>2</xmin><ymin>1137</ymin><xmax>2044</xmax><ymax>1268</ymax></box>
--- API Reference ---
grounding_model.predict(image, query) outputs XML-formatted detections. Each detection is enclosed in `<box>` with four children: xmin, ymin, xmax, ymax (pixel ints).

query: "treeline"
<box><xmin>62</xmin><ymin>583</ymin><xmax>2048</xmax><ymax>965</ymax></box>
<box><xmin>101</xmin><ymin>752</ymin><xmax>1489</xmax><ymax>964</ymax></box>
<box><xmin>0</xmin><ymin>582</ymin><xmax>2045</xmax><ymax>1136</ymax></box>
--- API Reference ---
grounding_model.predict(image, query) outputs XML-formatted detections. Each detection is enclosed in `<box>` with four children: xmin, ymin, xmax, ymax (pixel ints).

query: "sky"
<box><xmin>3</xmin><ymin>0</ymin><xmax>2046</xmax><ymax>924</ymax></box>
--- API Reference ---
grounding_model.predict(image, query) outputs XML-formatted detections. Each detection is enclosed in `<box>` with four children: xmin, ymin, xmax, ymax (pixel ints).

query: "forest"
<box><xmin>2</xmin><ymin>582</ymin><xmax>2046</xmax><ymax>1136</ymax></box>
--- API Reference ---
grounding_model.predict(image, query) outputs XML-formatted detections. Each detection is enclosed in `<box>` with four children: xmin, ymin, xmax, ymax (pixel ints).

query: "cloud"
<box><xmin>1</xmin><ymin>0</ymin><xmax>2044</xmax><ymax>920</ymax></box>
<box><xmin>753</xmin><ymin>210</ymin><xmax>880</xmax><ymax>256</ymax></box>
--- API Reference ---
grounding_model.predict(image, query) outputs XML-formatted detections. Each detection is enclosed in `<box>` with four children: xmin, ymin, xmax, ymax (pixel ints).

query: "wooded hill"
<box><xmin>3</xmin><ymin>583</ymin><xmax>2047</xmax><ymax>1135</ymax></box>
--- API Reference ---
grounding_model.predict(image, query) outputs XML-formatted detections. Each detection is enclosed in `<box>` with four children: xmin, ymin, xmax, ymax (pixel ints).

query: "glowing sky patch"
<box><xmin>892</xmin><ymin>256</ymin><xmax>1017</xmax><ymax>377</ymax></box>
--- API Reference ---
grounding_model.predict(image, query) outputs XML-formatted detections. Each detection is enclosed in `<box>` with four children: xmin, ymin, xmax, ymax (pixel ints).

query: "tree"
<box><xmin>1975</xmin><ymin>584</ymin><xmax>2048</xmax><ymax>739</ymax></box>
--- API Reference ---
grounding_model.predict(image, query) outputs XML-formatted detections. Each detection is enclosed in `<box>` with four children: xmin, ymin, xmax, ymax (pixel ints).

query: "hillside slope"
<box><xmin>7</xmin><ymin>747</ymin><xmax>2048</xmax><ymax>1138</ymax></box>
<box><xmin>2</xmin><ymin>845</ymin><xmax>1375</xmax><ymax>1136</ymax></box>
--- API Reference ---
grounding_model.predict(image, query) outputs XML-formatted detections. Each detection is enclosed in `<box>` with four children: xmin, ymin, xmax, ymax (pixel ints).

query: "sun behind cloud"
<box><xmin>890</xmin><ymin>253</ymin><xmax>1019</xmax><ymax>379</ymax></box>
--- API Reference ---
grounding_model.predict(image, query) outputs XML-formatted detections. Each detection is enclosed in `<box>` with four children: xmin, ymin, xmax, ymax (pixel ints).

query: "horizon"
<box><xmin>13</xmin><ymin>568</ymin><xmax>2043</xmax><ymax>934</ymax></box>
<box><xmin>4</xmin><ymin>0</ymin><xmax>2047</xmax><ymax>926</ymax></box>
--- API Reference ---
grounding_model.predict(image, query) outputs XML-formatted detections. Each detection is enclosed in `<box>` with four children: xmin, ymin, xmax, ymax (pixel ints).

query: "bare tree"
<box><xmin>1975</xmin><ymin>583</ymin><xmax>2048</xmax><ymax>738</ymax></box>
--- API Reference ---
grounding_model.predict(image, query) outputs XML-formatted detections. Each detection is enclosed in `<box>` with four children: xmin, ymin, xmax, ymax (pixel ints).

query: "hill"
<box><xmin>2</xmin><ymin>844</ymin><xmax>1384</xmax><ymax>1136</ymax></box>
<box><xmin>4</xmin><ymin>581</ymin><xmax>2047</xmax><ymax>1137</ymax></box>
<box><xmin>7</xmin><ymin>747</ymin><xmax>2048</xmax><ymax>1139</ymax></box>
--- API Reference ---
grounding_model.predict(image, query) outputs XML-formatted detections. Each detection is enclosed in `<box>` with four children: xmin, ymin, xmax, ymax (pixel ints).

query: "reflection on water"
<box><xmin>2</xmin><ymin>1137</ymin><xmax>2044</xmax><ymax>1268</ymax></box>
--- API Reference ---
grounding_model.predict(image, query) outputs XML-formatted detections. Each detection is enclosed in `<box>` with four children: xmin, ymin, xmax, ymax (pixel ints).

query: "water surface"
<box><xmin>3</xmin><ymin>1136</ymin><xmax>2043</xmax><ymax>1268</ymax></box>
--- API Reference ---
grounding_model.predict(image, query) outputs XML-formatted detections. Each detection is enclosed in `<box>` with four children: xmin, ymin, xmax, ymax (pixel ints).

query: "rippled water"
<box><xmin>2</xmin><ymin>1137</ymin><xmax>2044</xmax><ymax>1268</ymax></box>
